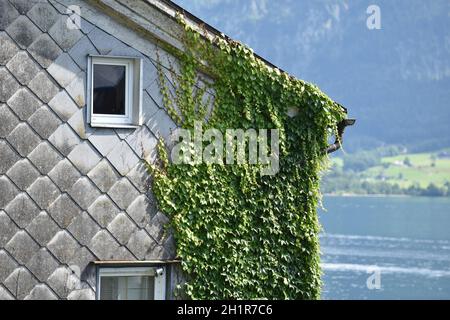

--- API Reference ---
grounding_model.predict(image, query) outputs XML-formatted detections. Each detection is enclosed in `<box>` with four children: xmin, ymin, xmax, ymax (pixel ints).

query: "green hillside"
<box><xmin>366</xmin><ymin>152</ymin><xmax>450</xmax><ymax>188</ymax></box>
<box><xmin>323</xmin><ymin>148</ymin><xmax>450</xmax><ymax>197</ymax></box>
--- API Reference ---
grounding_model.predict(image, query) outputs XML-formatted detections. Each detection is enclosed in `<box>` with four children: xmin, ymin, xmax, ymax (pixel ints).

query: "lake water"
<box><xmin>319</xmin><ymin>196</ymin><xmax>450</xmax><ymax>300</ymax></box>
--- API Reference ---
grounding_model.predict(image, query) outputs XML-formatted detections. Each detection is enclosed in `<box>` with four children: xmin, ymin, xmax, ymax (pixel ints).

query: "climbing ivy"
<box><xmin>148</xmin><ymin>15</ymin><xmax>346</xmax><ymax>299</ymax></box>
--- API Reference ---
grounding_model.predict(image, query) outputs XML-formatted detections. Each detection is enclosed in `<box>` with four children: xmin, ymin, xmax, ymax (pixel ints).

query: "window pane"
<box><xmin>100</xmin><ymin>276</ymin><xmax>155</xmax><ymax>300</ymax></box>
<box><xmin>128</xmin><ymin>276</ymin><xmax>155</xmax><ymax>300</ymax></box>
<box><xmin>100</xmin><ymin>277</ymin><xmax>119</xmax><ymax>300</ymax></box>
<box><xmin>93</xmin><ymin>64</ymin><xmax>126</xmax><ymax>115</ymax></box>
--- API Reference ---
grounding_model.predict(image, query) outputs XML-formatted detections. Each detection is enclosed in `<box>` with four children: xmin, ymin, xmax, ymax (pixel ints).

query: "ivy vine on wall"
<box><xmin>148</xmin><ymin>14</ymin><xmax>346</xmax><ymax>299</ymax></box>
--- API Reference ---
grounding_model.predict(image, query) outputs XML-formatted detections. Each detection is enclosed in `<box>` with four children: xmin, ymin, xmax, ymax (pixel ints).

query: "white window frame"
<box><xmin>96</xmin><ymin>266</ymin><xmax>166</xmax><ymax>300</ymax></box>
<box><xmin>87</xmin><ymin>55</ymin><xmax>143</xmax><ymax>128</ymax></box>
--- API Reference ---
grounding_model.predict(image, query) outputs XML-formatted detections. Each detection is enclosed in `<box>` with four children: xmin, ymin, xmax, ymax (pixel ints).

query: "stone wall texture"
<box><xmin>0</xmin><ymin>0</ymin><xmax>202</xmax><ymax>300</ymax></box>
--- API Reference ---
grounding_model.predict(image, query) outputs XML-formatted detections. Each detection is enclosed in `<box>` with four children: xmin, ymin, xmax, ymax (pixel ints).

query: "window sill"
<box><xmin>89</xmin><ymin>122</ymin><xmax>140</xmax><ymax>129</ymax></box>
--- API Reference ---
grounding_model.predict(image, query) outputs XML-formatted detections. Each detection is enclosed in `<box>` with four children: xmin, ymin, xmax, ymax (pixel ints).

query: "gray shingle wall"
<box><xmin>0</xmin><ymin>0</ymin><xmax>210</xmax><ymax>300</ymax></box>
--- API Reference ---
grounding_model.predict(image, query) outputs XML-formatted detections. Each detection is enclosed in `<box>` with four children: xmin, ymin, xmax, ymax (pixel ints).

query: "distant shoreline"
<box><xmin>324</xmin><ymin>193</ymin><xmax>414</xmax><ymax>198</ymax></box>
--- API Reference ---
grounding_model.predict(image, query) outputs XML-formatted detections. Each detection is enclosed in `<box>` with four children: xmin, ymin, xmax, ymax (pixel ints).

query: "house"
<box><xmin>0</xmin><ymin>0</ymin><xmax>209</xmax><ymax>300</ymax></box>
<box><xmin>0</xmin><ymin>0</ymin><xmax>352</xmax><ymax>300</ymax></box>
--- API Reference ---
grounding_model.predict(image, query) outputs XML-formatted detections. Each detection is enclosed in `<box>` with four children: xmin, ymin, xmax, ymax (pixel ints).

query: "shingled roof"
<box><xmin>1</xmin><ymin>0</ymin><xmax>203</xmax><ymax>299</ymax></box>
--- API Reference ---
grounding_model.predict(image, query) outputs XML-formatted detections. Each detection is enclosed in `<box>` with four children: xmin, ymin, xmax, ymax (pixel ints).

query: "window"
<box><xmin>87</xmin><ymin>56</ymin><xmax>143</xmax><ymax>128</ymax></box>
<box><xmin>97</xmin><ymin>267</ymin><xmax>166</xmax><ymax>300</ymax></box>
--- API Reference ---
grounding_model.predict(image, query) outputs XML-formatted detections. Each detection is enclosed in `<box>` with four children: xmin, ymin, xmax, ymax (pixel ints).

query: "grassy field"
<box><xmin>335</xmin><ymin>151</ymin><xmax>450</xmax><ymax>188</ymax></box>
